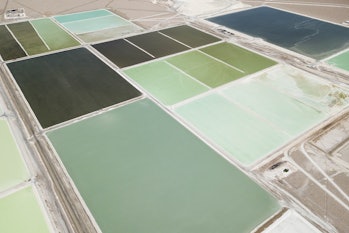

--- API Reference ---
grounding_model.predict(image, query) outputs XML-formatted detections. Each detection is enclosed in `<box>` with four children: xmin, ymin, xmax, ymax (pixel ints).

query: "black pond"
<box><xmin>7</xmin><ymin>48</ymin><xmax>142</xmax><ymax>128</ymax></box>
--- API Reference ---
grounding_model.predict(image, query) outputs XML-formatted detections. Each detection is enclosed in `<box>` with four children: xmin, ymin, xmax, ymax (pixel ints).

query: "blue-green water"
<box><xmin>208</xmin><ymin>7</ymin><xmax>349</xmax><ymax>60</ymax></box>
<box><xmin>54</xmin><ymin>9</ymin><xmax>112</xmax><ymax>23</ymax></box>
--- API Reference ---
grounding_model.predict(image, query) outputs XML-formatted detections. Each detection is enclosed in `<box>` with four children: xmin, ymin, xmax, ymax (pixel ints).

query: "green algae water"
<box><xmin>124</xmin><ymin>61</ymin><xmax>208</xmax><ymax>105</ymax></box>
<box><xmin>166</xmin><ymin>50</ymin><xmax>244</xmax><ymax>87</ymax></box>
<box><xmin>0</xmin><ymin>119</ymin><xmax>29</xmax><ymax>192</ymax></box>
<box><xmin>0</xmin><ymin>186</ymin><xmax>50</xmax><ymax>233</ymax></box>
<box><xmin>160</xmin><ymin>25</ymin><xmax>220</xmax><ymax>47</ymax></box>
<box><xmin>200</xmin><ymin>42</ymin><xmax>277</xmax><ymax>74</ymax></box>
<box><xmin>0</xmin><ymin>25</ymin><xmax>26</xmax><ymax>60</ymax></box>
<box><xmin>8</xmin><ymin>48</ymin><xmax>141</xmax><ymax>128</ymax></box>
<box><xmin>7</xmin><ymin>22</ymin><xmax>49</xmax><ymax>55</ymax></box>
<box><xmin>48</xmin><ymin>98</ymin><xmax>280</xmax><ymax>233</ymax></box>
<box><xmin>31</xmin><ymin>18</ymin><xmax>79</xmax><ymax>50</ymax></box>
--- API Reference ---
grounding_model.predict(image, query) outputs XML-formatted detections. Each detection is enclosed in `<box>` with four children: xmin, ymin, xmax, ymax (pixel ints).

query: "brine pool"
<box><xmin>0</xmin><ymin>118</ymin><xmax>51</xmax><ymax>233</ymax></box>
<box><xmin>208</xmin><ymin>6</ymin><xmax>349</xmax><ymax>60</ymax></box>
<box><xmin>3</xmin><ymin>10</ymin><xmax>348</xmax><ymax>232</ymax></box>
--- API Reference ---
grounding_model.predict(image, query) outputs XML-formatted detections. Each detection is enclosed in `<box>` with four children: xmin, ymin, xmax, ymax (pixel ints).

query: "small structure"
<box><xmin>4</xmin><ymin>8</ymin><xmax>26</xmax><ymax>20</ymax></box>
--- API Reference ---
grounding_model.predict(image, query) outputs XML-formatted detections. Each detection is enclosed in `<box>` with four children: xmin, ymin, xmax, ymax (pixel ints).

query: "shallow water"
<box><xmin>55</xmin><ymin>10</ymin><xmax>140</xmax><ymax>42</ymax></box>
<box><xmin>0</xmin><ymin>119</ymin><xmax>29</xmax><ymax>192</ymax></box>
<box><xmin>166</xmin><ymin>50</ymin><xmax>244</xmax><ymax>87</ymax></box>
<box><xmin>0</xmin><ymin>187</ymin><xmax>50</xmax><ymax>233</ymax></box>
<box><xmin>54</xmin><ymin>9</ymin><xmax>113</xmax><ymax>23</ymax></box>
<box><xmin>327</xmin><ymin>50</ymin><xmax>349</xmax><ymax>72</ymax></box>
<box><xmin>175</xmin><ymin>65</ymin><xmax>349</xmax><ymax>165</ymax></box>
<box><xmin>31</xmin><ymin>18</ymin><xmax>79</xmax><ymax>51</ymax></box>
<box><xmin>48</xmin><ymin>98</ymin><xmax>280</xmax><ymax>233</ymax></box>
<box><xmin>125</xmin><ymin>61</ymin><xmax>208</xmax><ymax>105</ymax></box>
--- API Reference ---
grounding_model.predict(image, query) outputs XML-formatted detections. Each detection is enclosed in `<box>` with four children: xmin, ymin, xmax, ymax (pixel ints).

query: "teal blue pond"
<box><xmin>208</xmin><ymin>7</ymin><xmax>349</xmax><ymax>60</ymax></box>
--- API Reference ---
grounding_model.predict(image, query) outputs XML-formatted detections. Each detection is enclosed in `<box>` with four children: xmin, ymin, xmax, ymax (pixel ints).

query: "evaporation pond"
<box><xmin>159</xmin><ymin>25</ymin><xmax>220</xmax><ymax>47</ymax></box>
<box><xmin>166</xmin><ymin>50</ymin><xmax>245</xmax><ymax>88</ymax></box>
<box><xmin>54</xmin><ymin>9</ymin><xmax>141</xmax><ymax>43</ymax></box>
<box><xmin>0</xmin><ymin>186</ymin><xmax>50</xmax><ymax>233</ymax></box>
<box><xmin>0</xmin><ymin>119</ymin><xmax>29</xmax><ymax>192</ymax></box>
<box><xmin>7</xmin><ymin>48</ymin><xmax>141</xmax><ymax>128</ymax></box>
<box><xmin>200</xmin><ymin>42</ymin><xmax>277</xmax><ymax>75</ymax></box>
<box><xmin>327</xmin><ymin>50</ymin><xmax>349</xmax><ymax>72</ymax></box>
<box><xmin>208</xmin><ymin>7</ymin><xmax>349</xmax><ymax>59</ymax></box>
<box><xmin>7</xmin><ymin>21</ymin><xmax>49</xmax><ymax>55</ymax></box>
<box><xmin>175</xmin><ymin>65</ymin><xmax>347</xmax><ymax>165</ymax></box>
<box><xmin>126</xmin><ymin>31</ymin><xmax>190</xmax><ymax>57</ymax></box>
<box><xmin>47</xmin><ymin>98</ymin><xmax>280</xmax><ymax>233</ymax></box>
<box><xmin>0</xmin><ymin>25</ymin><xmax>26</xmax><ymax>61</ymax></box>
<box><xmin>124</xmin><ymin>61</ymin><xmax>209</xmax><ymax>105</ymax></box>
<box><xmin>30</xmin><ymin>18</ymin><xmax>80</xmax><ymax>51</ymax></box>
<box><xmin>175</xmin><ymin>94</ymin><xmax>290</xmax><ymax>165</ymax></box>
<box><xmin>93</xmin><ymin>39</ymin><xmax>154</xmax><ymax>68</ymax></box>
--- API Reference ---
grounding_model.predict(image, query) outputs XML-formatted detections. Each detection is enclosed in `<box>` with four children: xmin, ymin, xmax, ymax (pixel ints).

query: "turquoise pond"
<box><xmin>54</xmin><ymin>9</ymin><xmax>141</xmax><ymax>42</ymax></box>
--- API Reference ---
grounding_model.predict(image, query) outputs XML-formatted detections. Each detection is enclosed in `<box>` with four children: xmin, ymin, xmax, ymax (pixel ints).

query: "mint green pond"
<box><xmin>175</xmin><ymin>65</ymin><xmax>349</xmax><ymax>165</ymax></box>
<box><xmin>54</xmin><ymin>9</ymin><xmax>113</xmax><ymax>23</ymax></box>
<box><xmin>54</xmin><ymin>9</ymin><xmax>140</xmax><ymax>42</ymax></box>
<box><xmin>0</xmin><ymin>119</ymin><xmax>29</xmax><ymax>192</ymax></box>
<box><xmin>327</xmin><ymin>50</ymin><xmax>349</xmax><ymax>72</ymax></box>
<box><xmin>0</xmin><ymin>187</ymin><xmax>50</xmax><ymax>233</ymax></box>
<box><xmin>48</xmin><ymin>98</ymin><xmax>280</xmax><ymax>233</ymax></box>
<box><xmin>124</xmin><ymin>61</ymin><xmax>208</xmax><ymax>105</ymax></box>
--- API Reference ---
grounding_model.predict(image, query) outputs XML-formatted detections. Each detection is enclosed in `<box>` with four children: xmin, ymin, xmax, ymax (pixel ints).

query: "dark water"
<box><xmin>93</xmin><ymin>39</ymin><xmax>154</xmax><ymax>68</ymax></box>
<box><xmin>0</xmin><ymin>25</ymin><xmax>26</xmax><ymax>61</ymax></box>
<box><xmin>209</xmin><ymin>7</ymin><xmax>349</xmax><ymax>60</ymax></box>
<box><xmin>127</xmin><ymin>32</ymin><xmax>190</xmax><ymax>58</ymax></box>
<box><xmin>7</xmin><ymin>22</ymin><xmax>49</xmax><ymax>55</ymax></box>
<box><xmin>7</xmin><ymin>48</ymin><xmax>141</xmax><ymax>128</ymax></box>
<box><xmin>160</xmin><ymin>25</ymin><xmax>220</xmax><ymax>48</ymax></box>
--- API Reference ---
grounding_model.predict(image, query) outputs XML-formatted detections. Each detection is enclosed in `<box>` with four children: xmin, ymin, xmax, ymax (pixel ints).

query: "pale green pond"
<box><xmin>175</xmin><ymin>65</ymin><xmax>349</xmax><ymax>165</ymax></box>
<box><xmin>48</xmin><ymin>98</ymin><xmax>280</xmax><ymax>233</ymax></box>
<box><xmin>0</xmin><ymin>186</ymin><xmax>50</xmax><ymax>233</ymax></box>
<box><xmin>0</xmin><ymin>119</ymin><xmax>29</xmax><ymax>192</ymax></box>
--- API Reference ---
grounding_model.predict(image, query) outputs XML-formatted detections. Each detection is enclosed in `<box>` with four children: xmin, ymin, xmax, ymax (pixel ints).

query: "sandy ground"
<box><xmin>1</xmin><ymin>0</ymin><xmax>348</xmax><ymax>26</ymax></box>
<box><xmin>256</xmin><ymin>112</ymin><xmax>349</xmax><ymax>233</ymax></box>
<box><xmin>241</xmin><ymin>0</ymin><xmax>349</xmax><ymax>24</ymax></box>
<box><xmin>0</xmin><ymin>0</ymin><xmax>187</xmax><ymax>29</ymax></box>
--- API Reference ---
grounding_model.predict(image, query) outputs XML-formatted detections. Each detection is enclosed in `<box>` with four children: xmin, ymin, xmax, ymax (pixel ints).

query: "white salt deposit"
<box><xmin>263</xmin><ymin>210</ymin><xmax>322</xmax><ymax>233</ymax></box>
<box><xmin>168</xmin><ymin>0</ymin><xmax>247</xmax><ymax>17</ymax></box>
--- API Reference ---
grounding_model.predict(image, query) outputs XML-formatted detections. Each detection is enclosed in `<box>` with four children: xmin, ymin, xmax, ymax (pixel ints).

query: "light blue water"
<box><xmin>54</xmin><ymin>9</ymin><xmax>112</xmax><ymax>23</ymax></box>
<box><xmin>62</xmin><ymin>15</ymin><xmax>130</xmax><ymax>34</ymax></box>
